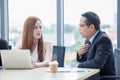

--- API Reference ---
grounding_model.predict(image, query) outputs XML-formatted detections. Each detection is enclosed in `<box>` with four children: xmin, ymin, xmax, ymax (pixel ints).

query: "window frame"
<box><xmin>0</xmin><ymin>0</ymin><xmax>119</xmax><ymax>48</ymax></box>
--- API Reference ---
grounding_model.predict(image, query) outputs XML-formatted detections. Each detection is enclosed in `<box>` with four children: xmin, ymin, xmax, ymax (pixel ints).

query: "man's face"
<box><xmin>79</xmin><ymin>16</ymin><xmax>91</xmax><ymax>38</ymax></box>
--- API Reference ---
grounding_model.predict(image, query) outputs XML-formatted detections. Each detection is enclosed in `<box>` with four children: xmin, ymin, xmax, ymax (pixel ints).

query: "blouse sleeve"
<box><xmin>44</xmin><ymin>42</ymin><xmax>53</xmax><ymax>62</ymax></box>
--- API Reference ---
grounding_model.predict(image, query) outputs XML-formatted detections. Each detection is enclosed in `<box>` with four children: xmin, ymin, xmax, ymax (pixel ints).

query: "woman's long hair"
<box><xmin>21</xmin><ymin>16</ymin><xmax>44</xmax><ymax>62</ymax></box>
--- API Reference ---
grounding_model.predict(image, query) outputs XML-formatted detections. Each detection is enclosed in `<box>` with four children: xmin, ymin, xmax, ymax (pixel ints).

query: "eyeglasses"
<box><xmin>79</xmin><ymin>24</ymin><xmax>87</xmax><ymax>27</ymax></box>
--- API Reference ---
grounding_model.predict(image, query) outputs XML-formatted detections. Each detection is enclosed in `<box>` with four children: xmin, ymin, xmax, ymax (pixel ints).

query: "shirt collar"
<box><xmin>89</xmin><ymin>30</ymin><xmax>99</xmax><ymax>44</ymax></box>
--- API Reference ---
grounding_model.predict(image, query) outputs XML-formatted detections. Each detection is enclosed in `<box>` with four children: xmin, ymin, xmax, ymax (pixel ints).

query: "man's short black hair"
<box><xmin>81</xmin><ymin>11</ymin><xmax>100</xmax><ymax>30</ymax></box>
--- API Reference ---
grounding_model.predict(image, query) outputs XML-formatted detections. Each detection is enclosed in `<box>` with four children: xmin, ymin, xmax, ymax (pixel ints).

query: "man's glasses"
<box><xmin>79</xmin><ymin>24</ymin><xmax>87</xmax><ymax>27</ymax></box>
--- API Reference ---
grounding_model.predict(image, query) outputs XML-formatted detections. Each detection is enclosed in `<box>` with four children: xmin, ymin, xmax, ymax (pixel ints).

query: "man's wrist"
<box><xmin>77</xmin><ymin>51</ymin><xmax>82</xmax><ymax>58</ymax></box>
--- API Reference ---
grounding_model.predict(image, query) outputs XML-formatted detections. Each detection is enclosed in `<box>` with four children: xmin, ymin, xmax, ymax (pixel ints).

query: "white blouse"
<box><xmin>31</xmin><ymin>44</ymin><xmax>38</xmax><ymax>62</ymax></box>
<box><xmin>30</xmin><ymin>41</ymin><xmax>53</xmax><ymax>63</ymax></box>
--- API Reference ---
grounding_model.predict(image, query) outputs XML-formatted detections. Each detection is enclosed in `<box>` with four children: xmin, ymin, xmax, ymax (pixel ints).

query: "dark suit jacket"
<box><xmin>0</xmin><ymin>38</ymin><xmax>9</xmax><ymax>66</ymax></box>
<box><xmin>77</xmin><ymin>31</ymin><xmax>115</xmax><ymax>76</ymax></box>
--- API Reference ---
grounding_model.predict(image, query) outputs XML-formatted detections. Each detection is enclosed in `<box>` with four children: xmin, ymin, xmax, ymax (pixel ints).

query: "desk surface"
<box><xmin>0</xmin><ymin>67</ymin><xmax>100</xmax><ymax>80</ymax></box>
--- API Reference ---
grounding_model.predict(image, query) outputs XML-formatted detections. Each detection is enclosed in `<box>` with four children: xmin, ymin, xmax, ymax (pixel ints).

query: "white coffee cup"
<box><xmin>49</xmin><ymin>61</ymin><xmax>58</xmax><ymax>73</ymax></box>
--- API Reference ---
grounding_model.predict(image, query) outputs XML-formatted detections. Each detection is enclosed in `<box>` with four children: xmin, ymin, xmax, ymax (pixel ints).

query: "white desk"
<box><xmin>0</xmin><ymin>67</ymin><xmax>100</xmax><ymax>80</ymax></box>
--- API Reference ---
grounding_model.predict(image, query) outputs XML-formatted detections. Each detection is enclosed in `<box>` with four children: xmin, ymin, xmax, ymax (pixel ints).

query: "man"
<box><xmin>0</xmin><ymin>38</ymin><xmax>9</xmax><ymax>66</ymax></box>
<box><xmin>77</xmin><ymin>11</ymin><xmax>115</xmax><ymax>77</ymax></box>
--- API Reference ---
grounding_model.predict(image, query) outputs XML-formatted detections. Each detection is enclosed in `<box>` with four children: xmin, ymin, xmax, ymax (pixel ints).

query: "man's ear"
<box><xmin>90</xmin><ymin>24</ymin><xmax>95</xmax><ymax>31</ymax></box>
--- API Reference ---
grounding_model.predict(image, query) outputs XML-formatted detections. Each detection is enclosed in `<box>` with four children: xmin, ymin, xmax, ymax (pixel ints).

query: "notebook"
<box><xmin>0</xmin><ymin>50</ymin><xmax>33</xmax><ymax>69</ymax></box>
<box><xmin>46</xmin><ymin>68</ymin><xmax>72</xmax><ymax>72</ymax></box>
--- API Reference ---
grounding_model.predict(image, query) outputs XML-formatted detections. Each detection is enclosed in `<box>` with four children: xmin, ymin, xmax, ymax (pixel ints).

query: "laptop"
<box><xmin>0</xmin><ymin>50</ymin><xmax>33</xmax><ymax>69</ymax></box>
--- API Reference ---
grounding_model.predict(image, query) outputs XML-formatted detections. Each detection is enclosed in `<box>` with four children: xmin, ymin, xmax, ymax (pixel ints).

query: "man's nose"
<box><xmin>79</xmin><ymin>27</ymin><xmax>81</xmax><ymax>31</ymax></box>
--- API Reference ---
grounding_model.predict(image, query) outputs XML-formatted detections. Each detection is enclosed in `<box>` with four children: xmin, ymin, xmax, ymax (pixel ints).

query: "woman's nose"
<box><xmin>37</xmin><ymin>27</ymin><xmax>41</xmax><ymax>31</ymax></box>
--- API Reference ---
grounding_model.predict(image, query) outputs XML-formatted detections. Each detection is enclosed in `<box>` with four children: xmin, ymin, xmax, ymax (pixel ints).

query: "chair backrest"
<box><xmin>100</xmin><ymin>48</ymin><xmax>120</xmax><ymax>79</ymax></box>
<box><xmin>52</xmin><ymin>46</ymin><xmax>65</xmax><ymax>67</ymax></box>
<box><xmin>8</xmin><ymin>45</ymin><xmax>12</xmax><ymax>49</ymax></box>
<box><xmin>0</xmin><ymin>39</ymin><xmax>9</xmax><ymax>66</ymax></box>
<box><xmin>114</xmin><ymin>48</ymin><xmax>120</xmax><ymax>76</ymax></box>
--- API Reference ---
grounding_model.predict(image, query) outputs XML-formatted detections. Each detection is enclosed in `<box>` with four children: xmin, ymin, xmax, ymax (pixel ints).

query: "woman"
<box><xmin>21</xmin><ymin>16</ymin><xmax>53</xmax><ymax>68</ymax></box>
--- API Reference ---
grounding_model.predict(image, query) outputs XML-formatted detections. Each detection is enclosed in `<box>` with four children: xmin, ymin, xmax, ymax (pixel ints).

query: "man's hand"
<box><xmin>78</xmin><ymin>43</ymin><xmax>90</xmax><ymax>56</ymax></box>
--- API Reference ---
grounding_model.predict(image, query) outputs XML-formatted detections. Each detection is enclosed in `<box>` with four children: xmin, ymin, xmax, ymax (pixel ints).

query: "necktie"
<box><xmin>86</xmin><ymin>40</ymin><xmax>91</xmax><ymax>59</ymax></box>
<box><xmin>88</xmin><ymin>41</ymin><xmax>91</xmax><ymax>46</ymax></box>
<box><xmin>85</xmin><ymin>39</ymin><xmax>91</xmax><ymax>47</ymax></box>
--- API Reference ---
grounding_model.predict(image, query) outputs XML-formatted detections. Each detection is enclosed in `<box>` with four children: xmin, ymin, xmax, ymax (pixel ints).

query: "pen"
<box><xmin>77</xmin><ymin>70</ymin><xmax>89</xmax><ymax>72</ymax></box>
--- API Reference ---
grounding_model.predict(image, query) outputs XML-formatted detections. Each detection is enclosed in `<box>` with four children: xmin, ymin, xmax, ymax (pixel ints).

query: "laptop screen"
<box><xmin>0</xmin><ymin>50</ymin><xmax>33</xmax><ymax>69</ymax></box>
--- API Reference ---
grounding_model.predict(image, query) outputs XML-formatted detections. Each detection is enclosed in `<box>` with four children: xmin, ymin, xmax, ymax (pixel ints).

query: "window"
<box><xmin>8</xmin><ymin>0</ymin><xmax>117</xmax><ymax>67</ymax></box>
<box><xmin>64</xmin><ymin>0</ymin><xmax>117</xmax><ymax>67</ymax></box>
<box><xmin>9</xmin><ymin>0</ymin><xmax>56</xmax><ymax>49</ymax></box>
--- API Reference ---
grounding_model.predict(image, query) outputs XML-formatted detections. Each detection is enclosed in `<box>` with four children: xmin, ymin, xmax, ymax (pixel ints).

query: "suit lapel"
<box><xmin>86</xmin><ymin>31</ymin><xmax>101</xmax><ymax>60</ymax></box>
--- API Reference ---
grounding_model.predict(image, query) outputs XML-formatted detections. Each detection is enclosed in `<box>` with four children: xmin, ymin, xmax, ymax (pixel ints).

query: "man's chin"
<box><xmin>81</xmin><ymin>36</ymin><xmax>86</xmax><ymax>38</ymax></box>
<box><xmin>80</xmin><ymin>35</ymin><xmax>84</xmax><ymax>38</ymax></box>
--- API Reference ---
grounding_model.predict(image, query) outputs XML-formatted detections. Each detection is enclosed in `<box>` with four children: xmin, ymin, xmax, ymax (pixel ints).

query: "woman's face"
<box><xmin>33</xmin><ymin>20</ymin><xmax>42</xmax><ymax>40</ymax></box>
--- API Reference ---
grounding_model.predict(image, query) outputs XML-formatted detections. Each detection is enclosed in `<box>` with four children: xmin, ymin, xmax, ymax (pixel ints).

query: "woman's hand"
<box><xmin>31</xmin><ymin>57</ymin><xmax>35</xmax><ymax>67</ymax></box>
